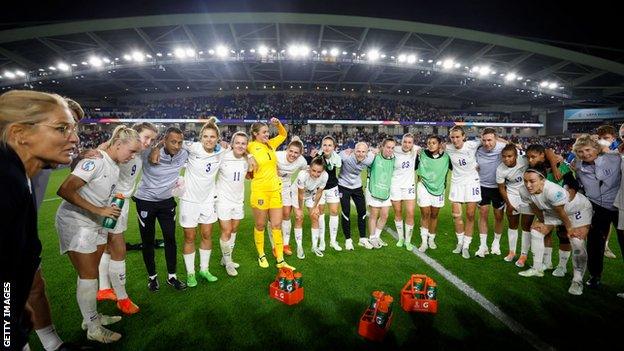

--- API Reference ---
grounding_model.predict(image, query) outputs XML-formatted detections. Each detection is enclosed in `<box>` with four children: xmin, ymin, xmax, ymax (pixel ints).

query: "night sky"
<box><xmin>1</xmin><ymin>0</ymin><xmax>620</xmax><ymax>51</ymax></box>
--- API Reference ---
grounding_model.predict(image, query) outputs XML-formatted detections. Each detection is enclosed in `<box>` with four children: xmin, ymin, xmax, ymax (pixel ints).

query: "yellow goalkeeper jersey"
<box><xmin>247</xmin><ymin>123</ymin><xmax>287</xmax><ymax>192</ymax></box>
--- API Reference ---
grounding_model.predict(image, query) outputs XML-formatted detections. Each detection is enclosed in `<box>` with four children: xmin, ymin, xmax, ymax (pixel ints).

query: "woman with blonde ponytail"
<box><xmin>176</xmin><ymin>117</ymin><xmax>228</xmax><ymax>288</ymax></box>
<box><xmin>96</xmin><ymin>122</ymin><xmax>158</xmax><ymax>315</ymax></box>
<box><xmin>55</xmin><ymin>125</ymin><xmax>140</xmax><ymax>343</ymax></box>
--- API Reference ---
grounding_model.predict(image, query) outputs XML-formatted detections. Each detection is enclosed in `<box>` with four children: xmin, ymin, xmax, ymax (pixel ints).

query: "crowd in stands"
<box><xmin>85</xmin><ymin>94</ymin><xmax>540</xmax><ymax>123</ymax></box>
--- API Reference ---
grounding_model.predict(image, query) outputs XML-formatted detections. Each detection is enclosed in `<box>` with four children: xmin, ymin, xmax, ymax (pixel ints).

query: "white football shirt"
<box><xmin>295</xmin><ymin>171</ymin><xmax>328</xmax><ymax>200</ymax></box>
<box><xmin>181</xmin><ymin>142</ymin><xmax>225</xmax><ymax>204</ymax></box>
<box><xmin>216</xmin><ymin>150</ymin><xmax>249</xmax><ymax>205</ymax></box>
<box><xmin>277</xmin><ymin>151</ymin><xmax>308</xmax><ymax>187</ymax></box>
<box><xmin>446</xmin><ymin>140</ymin><xmax>480</xmax><ymax>184</ymax></box>
<box><xmin>392</xmin><ymin>145</ymin><xmax>420</xmax><ymax>188</ymax></box>
<box><xmin>496</xmin><ymin>156</ymin><xmax>528</xmax><ymax>197</ymax></box>
<box><xmin>519</xmin><ymin>180</ymin><xmax>568</xmax><ymax>218</ymax></box>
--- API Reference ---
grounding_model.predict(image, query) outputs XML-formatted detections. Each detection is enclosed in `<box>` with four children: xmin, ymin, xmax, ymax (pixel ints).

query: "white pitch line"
<box><xmin>43</xmin><ymin>197</ymin><xmax>61</xmax><ymax>202</ymax></box>
<box><xmin>385</xmin><ymin>227</ymin><xmax>554</xmax><ymax>351</ymax></box>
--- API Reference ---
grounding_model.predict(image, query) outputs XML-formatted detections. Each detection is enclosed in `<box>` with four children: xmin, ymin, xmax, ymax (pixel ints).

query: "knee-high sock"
<box><xmin>456</xmin><ymin>233</ymin><xmax>465</xmax><ymax>247</ymax></box>
<box><xmin>311</xmin><ymin>228</ymin><xmax>319</xmax><ymax>249</ymax></box>
<box><xmin>98</xmin><ymin>252</ymin><xmax>111</xmax><ymax>290</ymax></box>
<box><xmin>282</xmin><ymin>219</ymin><xmax>292</xmax><ymax>246</ymax></box>
<box><xmin>294</xmin><ymin>228</ymin><xmax>303</xmax><ymax>248</ymax></box>
<box><xmin>543</xmin><ymin>247</ymin><xmax>553</xmax><ymax>267</ymax></box>
<box><xmin>318</xmin><ymin>214</ymin><xmax>326</xmax><ymax>246</ymax></box>
<box><xmin>530</xmin><ymin>229</ymin><xmax>545</xmax><ymax>271</ymax></box>
<box><xmin>183</xmin><ymin>252</ymin><xmax>195</xmax><ymax>275</ymax></box>
<box><xmin>220</xmin><ymin>238</ymin><xmax>233</xmax><ymax>265</ymax></box>
<box><xmin>570</xmin><ymin>237</ymin><xmax>587</xmax><ymax>282</ymax></box>
<box><xmin>558</xmin><ymin>249</ymin><xmax>571</xmax><ymax>269</ymax></box>
<box><xmin>507</xmin><ymin>229</ymin><xmax>518</xmax><ymax>253</ymax></box>
<box><xmin>462</xmin><ymin>235</ymin><xmax>472</xmax><ymax>250</ymax></box>
<box><xmin>420</xmin><ymin>227</ymin><xmax>429</xmax><ymax>247</ymax></box>
<box><xmin>272</xmin><ymin>228</ymin><xmax>284</xmax><ymax>262</ymax></box>
<box><xmin>77</xmin><ymin>278</ymin><xmax>99</xmax><ymax>329</ymax></box>
<box><xmin>254</xmin><ymin>228</ymin><xmax>265</xmax><ymax>257</ymax></box>
<box><xmin>395</xmin><ymin>220</ymin><xmax>404</xmax><ymax>241</ymax></box>
<box><xmin>35</xmin><ymin>325</ymin><xmax>63</xmax><ymax>351</ymax></box>
<box><xmin>479</xmin><ymin>233</ymin><xmax>488</xmax><ymax>248</ymax></box>
<box><xmin>405</xmin><ymin>224</ymin><xmax>414</xmax><ymax>244</ymax></box>
<box><xmin>109</xmin><ymin>260</ymin><xmax>128</xmax><ymax>300</ymax></box>
<box><xmin>199</xmin><ymin>249</ymin><xmax>211</xmax><ymax>271</ymax></box>
<box><xmin>520</xmin><ymin>230</ymin><xmax>531</xmax><ymax>255</ymax></box>
<box><xmin>493</xmin><ymin>233</ymin><xmax>502</xmax><ymax>246</ymax></box>
<box><xmin>230</xmin><ymin>233</ymin><xmax>237</xmax><ymax>261</ymax></box>
<box><xmin>329</xmin><ymin>215</ymin><xmax>339</xmax><ymax>243</ymax></box>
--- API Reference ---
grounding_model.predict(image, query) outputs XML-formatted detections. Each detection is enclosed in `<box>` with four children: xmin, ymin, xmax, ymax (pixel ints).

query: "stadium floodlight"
<box><xmin>174</xmin><ymin>48</ymin><xmax>186</xmax><ymax>58</ymax></box>
<box><xmin>367</xmin><ymin>49</ymin><xmax>380</xmax><ymax>61</ymax></box>
<box><xmin>156</xmin><ymin>53</ymin><xmax>163</xmax><ymax>57</ymax></box>
<box><xmin>505</xmin><ymin>73</ymin><xmax>517</xmax><ymax>81</ymax></box>
<box><xmin>123</xmin><ymin>54</ymin><xmax>132</xmax><ymax>61</ymax></box>
<box><xmin>548</xmin><ymin>82</ymin><xmax>558</xmax><ymax>89</ymax></box>
<box><xmin>257</xmin><ymin>45</ymin><xmax>269</xmax><ymax>56</ymax></box>
<box><xmin>48</xmin><ymin>66</ymin><xmax>57</xmax><ymax>71</ymax></box>
<box><xmin>471</xmin><ymin>66</ymin><xmax>480</xmax><ymax>73</ymax></box>
<box><xmin>71</xmin><ymin>63</ymin><xmax>78</xmax><ymax>67</ymax></box>
<box><xmin>250</xmin><ymin>49</ymin><xmax>256</xmax><ymax>53</ymax></box>
<box><xmin>454</xmin><ymin>63</ymin><xmax>461</xmax><ymax>68</ymax></box>
<box><xmin>4</xmin><ymin>71</ymin><xmax>16</xmax><ymax>79</ymax></box>
<box><xmin>442</xmin><ymin>59</ymin><xmax>455</xmax><ymax>69</ymax></box>
<box><xmin>517</xmin><ymin>76</ymin><xmax>523</xmax><ymax>81</ymax></box>
<box><xmin>89</xmin><ymin>56</ymin><xmax>103</xmax><ymax>67</ymax></box>
<box><xmin>186</xmin><ymin>49</ymin><xmax>196</xmax><ymax>57</ymax></box>
<box><xmin>215</xmin><ymin>45</ymin><xmax>229</xmax><ymax>58</ymax></box>
<box><xmin>15</xmin><ymin>70</ymin><xmax>26</xmax><ymax>77</ymax></box>
<box><xmin>102</xmin><ymin>57</ymin><xmax>111</xmax><ymax>63</ymax></box>
<box><xmin>57</xmin><ymin>62</ymin><xmax>70</xmax><ymax>71</ymax></box>
<box><xmin>330</xmin><ymin>48</ymin><xmax>340</xmax><ymax>57</ymax></box>
<box><xmin>208</xmin><ymin>49</ymin><xmax>215</xmax><ymax>55</ymax></box>
<box><xmin>407</xmin><ymin>54</ymin><xmax>417</xmax><ymax>64</ymax></box>
<box><xmin>478</xmin><ymin>66</ymin><xmax>490</xmax><ymax>76</ymax></box>
<box><xmin>132</xmin><ymin>51</ymin><xmax>145</xmax><ymax>62</ymax></box>
<box><xmin>398</xmin><ymin>54</ymin><xmax>407</xmax><ymax>63</ymax></box>
<box><xmin>342</xmin><ymin>51</ymin><xmax>348</xmax><ymax>55</ymax></box>
<box><xmin>146</xmin><ymin>54</ymin><xmax>153</xmax><ymax>58</ymax></box>
<box><xmin>540</xmin><ymin>81</ymin><xmax>549</xmax><ymax>88</ymax></box>
<box><xmin>380</xmin><ymin>54</ymin><xmax>386</xmax><ymax>58</ymax></box>
<box><xmin>321</xmin><ymin>49</ymin><xmax>327</xmax><ymax>55</ymax></box>
<box><xmin>288</xmin><ymin>44</ymin><xmax>310</xmax><ymax>58</ymax></box>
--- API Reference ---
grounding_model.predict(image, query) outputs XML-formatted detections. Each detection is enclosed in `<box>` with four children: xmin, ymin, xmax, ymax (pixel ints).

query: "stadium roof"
<box><xmin>0</xmin><ymin>12</ymin><xmax>622</xmax><ymax>108</ymax></box>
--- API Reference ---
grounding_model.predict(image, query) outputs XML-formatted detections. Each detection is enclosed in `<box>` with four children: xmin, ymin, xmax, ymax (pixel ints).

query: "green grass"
<box><xmin>30</xmin><ymin>168</ymin><xmax>624</xmax><ymax>350</ymax></box>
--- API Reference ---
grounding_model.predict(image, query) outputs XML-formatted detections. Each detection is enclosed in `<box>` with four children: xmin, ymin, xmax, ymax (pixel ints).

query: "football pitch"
<box><xmin>31</xmin><ymin>168</ymin><xmax>624</xmax><ymax>350</ymax></box>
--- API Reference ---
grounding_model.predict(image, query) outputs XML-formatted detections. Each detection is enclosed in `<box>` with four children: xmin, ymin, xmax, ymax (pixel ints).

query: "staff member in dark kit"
<box><xmin>573</xmin><ymin>134</ymin><xmax>622</xmax><ymax>289</ymax></box>
<box><xmin>134</xmin><ymin>127</ymin><xmax>189</xmax><ymax>291</ymax></box>
<box><xmin>0</xmin><ymin>90</ymin><xmax>78</xmax><ymax>350</ymax></box>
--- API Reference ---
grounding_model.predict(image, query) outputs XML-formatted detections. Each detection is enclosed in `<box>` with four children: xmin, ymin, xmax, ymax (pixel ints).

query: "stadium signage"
<box><xmin>564</xmin><ymin>107</ymin><xmax>624</xmax><ymax>121</ymax></box>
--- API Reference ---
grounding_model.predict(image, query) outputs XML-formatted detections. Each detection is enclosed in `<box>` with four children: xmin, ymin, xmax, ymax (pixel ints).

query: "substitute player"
<box><xmin>292</xmin><ymin>157</ymin><xmax>329</xmax><ymax>258</ymax></box>
<box><xmin>391</xmin><ymin>133</ymin><xmax>420</xmax><ymax>249</ymax></box>
<box><xmin>366</xmin><ymin>138</ymin><xmax>397</xmax><ymax>249</ymax></box>
<box><xmin>277</xmin><ymin>137</ymin><xmax>309</xmax><ymax>255</ymax></box>
<box><xmin>55</xmin><ymin>126</ymin><xmax>141</xmax><ymax>343</ymax></box>
<box><xmin>96</xmin><ymin>122</ymin><xmax>158</xmax><ymax>315</ymax></box>
<box><xmin>247</xmin><ymin>118</ymin><xmax>295</xmax><ymax>270</ymax></box>
<box><xmin>216</xmin><ymin>132</ymin><xmax>250</xmax><ymax>276</ymax></box>
<box><xmin>519</xmin><ymin>166</ymin><xmax>592</xmax><ymax>296</ymax></box>
<box><xmin>415</xmin><ymin>135</ymin><xmax>451</xmax><ymax>252</ymax></box>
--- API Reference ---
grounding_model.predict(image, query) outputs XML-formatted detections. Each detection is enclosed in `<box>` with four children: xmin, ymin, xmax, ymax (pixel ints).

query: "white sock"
<box><xmin>428</xmin><ymin>233</ymin><xmax>436</xmax><ymax>243</ymax></box>
<box><xmin>329</xmin><ymin>215</ymin><xmax>339</xmax><ymax>243</ymax></box>
<box><xmin>462</xmin><ymin>235</ymin><xmax>473</xmax><ymax>249</ymax></box>
<box><xmin>456</xmin><ymin>232</ymin><xmax>465</xmax><ymax>247</ymax></box>
<box><xmin>76</xmin><ymin>278</ymin><xmax>99</xmax><ymax>329</ymax></box>
<box><xmin>543</xmin><ymin>247</ymin><xmax>553</xmax><ymax>267</ymax></box>
<box><xmin>168</xmin><ymin>273</ymin><xmax>177</xmax><ymax>280</ymax></box>
<box><xmin>405</xmin><ymin>224</ymin><xmax>414</xmax><ymax>244</ymax></box>
<box><xmin>98</xmin><ymin>252</ymin><xmax>111</xmax><ymax>290</ymax></box>
<box><xmin>282</xmin><ymin>219</ymin><xmax>292</xmax><ymax>245</ymax></box>
<box><xmin>294</xmin><ymin>228</ymin><xmax>303</xmax><ymax>248</ymax></box>
<box><xmin>230</xmin><ymin>233</ymin><xmax>237</xmax><ymax>261</ymax></box>
<box><xmin>35</xmin><ymin>325</ymin><xmax>63</xmax><ymax>351</ymax></box>
<box><xmin>493</xmin><ymin>233</ymin><xmax>502</xmax><ymax>245</ymax></box>
<box><xmin>109</xmin><ymin>260</ymin><xmax>128</xmax><ymax>300</ymax></box>
<box><xmin>530</xmin><ymin>229</ymin><xmax>545</xmax><ymax>271</ymax></box>
<box><xmin>149</xmin><ymin>274</ymin><xmax>157</xmax><ymax>280</ymax></box>
<box><xmin>183</xmin><ymin>252</ymin><xmax>196</xmax><ymax>275</ymax></box>
<box><xmin>521</xmin><ymin>230</ymin><xmax>531</xmax><ymax>255</ymax></box>
<box><xmin>479</xmin><ymin>233</ymin><xmax>488</xmax><ymax>248</ymax></box>
<box><xmin>395</xmin><ymin>220</ymin><xmax>404</xmax><ymax>241</ymax></box>
<box><xmin>220</xmin><ymin>239</ymin><xmax>233</xmax><ymax>265</ymax></box>
<box><xmin>420</xmin><ymin>227</ymin><xmax>429</xmax><ymax>246</ymax></box>
<box><xmin>508</xmin><ymin>229</ymin><xmax>519</xmax><ymax>253</ymax></box>
<box><xmin>558</xmin><ymin>249</ymin><xmax>571</xmax><ymax>269</ymax></box>
<box><xmin>318</xmin><ymin>213</ymin><xmax>326</xmax><ymax>244</ymax></box>
<box><xmin>199</xmin><ymin>248</ymin><xmax>211</xmax><ymax>271</ymax></box>
<box><xmin>311</xmin><ymin>228</ymin><xmax>319</xmax><ymax>249</ymax></box>
<box><xmin>570</xmin><ymin>238</ymin><xmax>587</xmax><ymax>282</ymax></box>
<box><xmin>373</xmin><ymin>227</ymin><xmax>383</xmax><ymax>240</ymax></box>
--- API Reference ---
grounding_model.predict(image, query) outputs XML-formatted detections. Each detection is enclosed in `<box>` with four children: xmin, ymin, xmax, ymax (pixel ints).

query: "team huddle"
<box><xmin>52</xmin><ymin>117</ymin><xmax>624</xmax><ymax>344</ymax></box>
